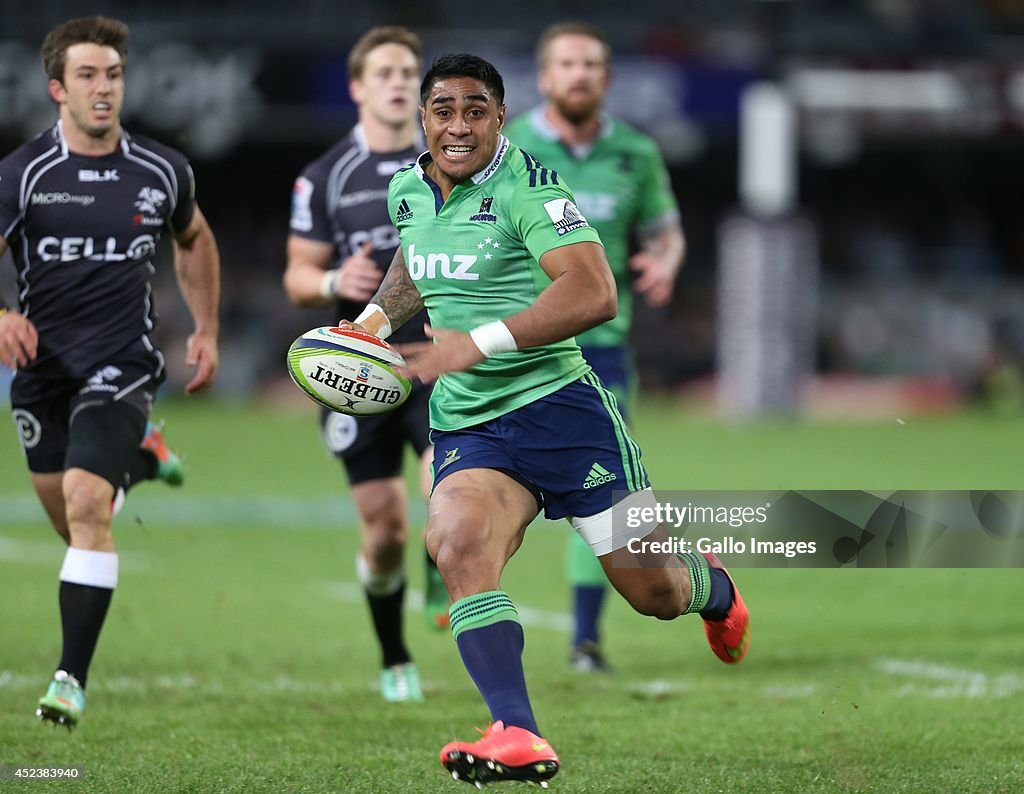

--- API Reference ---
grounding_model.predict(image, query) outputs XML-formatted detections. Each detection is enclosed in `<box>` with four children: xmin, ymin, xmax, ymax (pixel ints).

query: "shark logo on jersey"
<box><xmin>542</xmin><ymin>198</ymin><xmax>589</xmax><ymax>236</ymax></box>
<box><xmin>407</xmin><ymin>244</ymin><xmax>479</xmax><ymax>281</ymax></box>
<box><xmin>134</xmin><ymin>187</ymin><xmax>167</xmax><ymax>214</ymax></box>
<box><xmin>134</xmin><ymin>187</ymin><xmax>168</xmax><ymax>226</ymax></box>
<box><xmin>87</xmin><ymin>366</ymin><xmax>123</xmax><ymax>386</ymax></box>
<box><xmin>468</xmin><ymin>196</ymin><xmax>497</xmax><ymax>222</ymax></box>
<box><xmin>82</xmin><ymin>365</ymin><xmax>124</xmax><ymax>394</ymax></box>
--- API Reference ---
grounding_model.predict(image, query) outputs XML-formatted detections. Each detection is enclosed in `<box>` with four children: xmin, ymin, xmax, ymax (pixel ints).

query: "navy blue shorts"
<box><xmin>430</xmin><ymin>374</ymin><xmax>649</xmax><ymax>522</ymax></box>
<box><xmin>580</xmin><ymin>345</ymin><xmax>634</xmax><ymax>423</ymax></box>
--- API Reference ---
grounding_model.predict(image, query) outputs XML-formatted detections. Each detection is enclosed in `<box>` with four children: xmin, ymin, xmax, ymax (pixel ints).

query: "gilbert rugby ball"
<box><xmin>287</xmin><ymin>326</ymin><xmax>411</xmax><ymax>415</ymax></box>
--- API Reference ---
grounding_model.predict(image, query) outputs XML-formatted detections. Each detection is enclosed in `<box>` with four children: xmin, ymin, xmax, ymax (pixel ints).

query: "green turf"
<box><xmin>1</xmin><ymin>399</ymin><xmax>1022</xmax><ymax>792</ymax></box>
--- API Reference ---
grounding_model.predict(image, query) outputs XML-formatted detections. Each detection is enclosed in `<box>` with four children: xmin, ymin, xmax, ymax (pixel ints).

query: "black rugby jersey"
<box><xmin>289</xmin><ymin>125</ymin><xmax>427</xmax><ymax>344</ymax></box>
<box><xmin>0</xmin><ymin>121</ymin><xmax>194</xmax><ymax>392</ymax></box>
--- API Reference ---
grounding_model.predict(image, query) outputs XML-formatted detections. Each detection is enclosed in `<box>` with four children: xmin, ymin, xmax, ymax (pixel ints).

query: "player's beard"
<box><xmin>551</xmin><ymin>92</ymin><xmax>602</xmax><ymax>126</ymax></box>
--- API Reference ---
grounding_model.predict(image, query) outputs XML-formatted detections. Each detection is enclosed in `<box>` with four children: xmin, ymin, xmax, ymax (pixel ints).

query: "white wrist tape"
<box><xmin>354</xmin><ymin>303</ymin><xmax>392</xmax><ymax>339</ymax></box>
<box><xmin>470</xmin><ymin>321</ymin><xmax>517</xmax><ymax>357</ymax></box>
<box><xmin>320</xmin><ymin>268</ymin><xmax>339</xmax><ymax>299</ymax></box>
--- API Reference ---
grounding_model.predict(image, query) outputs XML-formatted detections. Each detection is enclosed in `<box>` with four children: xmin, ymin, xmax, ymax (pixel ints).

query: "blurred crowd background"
<box><xmin>2</xmin><ymin>0</ymin><xmax>1024</xmax><ymax>418</ymax></box>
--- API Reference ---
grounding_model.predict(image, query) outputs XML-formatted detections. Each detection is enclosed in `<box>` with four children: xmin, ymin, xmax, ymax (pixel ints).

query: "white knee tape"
<box><xmin>355</xmin><ymin>553</ymin><xmax>404</xmax><ymax>596</ymax></box>
<box><xmin>571</xmin><ymin>488</ymin><xmax>660</xmax><ymax>557</ymax></box>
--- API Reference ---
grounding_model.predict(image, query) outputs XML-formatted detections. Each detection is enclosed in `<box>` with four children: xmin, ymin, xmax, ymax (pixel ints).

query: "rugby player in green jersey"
<box><xmin>506</xmin><ymin>21</ymin><xmax>686</xmax><ymax>673</ymax></box>
<box><xmin>342</xmin><ymin>53</ymin><xmax>747</xmax><ymax>788</ymax></box>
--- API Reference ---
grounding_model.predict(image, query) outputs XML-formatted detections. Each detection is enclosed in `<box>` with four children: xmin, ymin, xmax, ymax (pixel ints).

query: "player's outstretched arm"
<box><xmin>340</xmin><ymin>245</ymin><xmax>423</xmax><ymax>338</ymax></box>
<box><xmin>394</xmin><ymin>240</ymin><xmax>616</xmax><ymax>383</ymax></box>
<box><xmin>504</xmin><ymin>240</ymin><xmax>616</xmax><ymax>348</ymax></box>
<box><xmin>173</xmin><ymin>205</ymin><xmax>221</xmax><ymax>394</ymax></box>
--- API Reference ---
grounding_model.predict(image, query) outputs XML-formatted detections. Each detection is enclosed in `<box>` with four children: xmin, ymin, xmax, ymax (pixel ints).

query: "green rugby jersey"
<box><xmin>505</xmin><ymin>109</ymin><xmax>679</xmax><ymax>347</ymax></box>
<box><xmin>388</xmin><ymin>135</ymin><xmax>603</xmax><ymax>431</ymax></box>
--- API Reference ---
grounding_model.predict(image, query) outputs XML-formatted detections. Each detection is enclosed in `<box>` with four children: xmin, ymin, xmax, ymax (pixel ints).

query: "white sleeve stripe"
<box><xmin>127</xmin><ymin>141</ymin><xmax>180</xmax><ymax>209</ymax></box>
<box><xmin>20</xmin><ymin>153</ymin><xmax>69</xmax><ymax>214</ymax></box>
<box><xmin>325</xmin><ymin>146</ymin><xmax>363</xmax><ymax>216</ymax></box>
<box><xmin>329</xmin><ymin>150</ymin><xmax>370</xmax><ymax>216</ymax></box>
<box><xmin>18</xmin><ymin>145</ymin><xmax>62</xmax><ymax>211</ymax></box>
<box><xmin>123</xmin><ymin>150</ymin><xmax>176</xmax><ymax>214</ymax></box>
<box><xmin>128</xmin><ymin>141</ymin><xmax>179</xmax><ymax>197</ymax></box>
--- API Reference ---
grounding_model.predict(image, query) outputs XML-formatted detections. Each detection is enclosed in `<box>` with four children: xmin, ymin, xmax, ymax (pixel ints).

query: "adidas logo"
<box><xmin>583</xmin><ymin>462</ymin><xmax>617</xmax><ymax>489</ymax></box>
<box><xmin>396</xmin><ymin>198</ymin><xmax>413</xmax><ymax>222</ymax></box>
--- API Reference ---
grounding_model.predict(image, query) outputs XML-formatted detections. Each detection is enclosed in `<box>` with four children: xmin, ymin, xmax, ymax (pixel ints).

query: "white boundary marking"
<box><xmin>876</xmin><ymin>657</ymin><xmax>1024</xmax><ymax>699</ymax></box>
<box><xmin>322</xmin><ymin>582</ymin><xmax>574</xmax><ymax>632</ymax></box>
<box><xmin>5</xmin><ymin>660</ymin><xmax>1019</xmax><ymax>700</ymax></box>
<box><xmin>0</xmin><ymin>537</ymin><xmax>151</xmax><ymax>570</ymax></box>
<box><xmin>0</xmin><ymin>494</ymin><xmax>413</xmax><ymax>528</ymax></box>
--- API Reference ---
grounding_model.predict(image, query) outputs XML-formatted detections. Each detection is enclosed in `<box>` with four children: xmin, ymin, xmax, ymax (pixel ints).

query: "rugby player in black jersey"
<box><xmin>0</xmin><ymin>16</ymin><xmax>220</xmax><ymax>728</ymax></box>
<box><xmin>284</xmin><ymin>27</ymin><xmax>443</xmax><ymax>703</ymax></box>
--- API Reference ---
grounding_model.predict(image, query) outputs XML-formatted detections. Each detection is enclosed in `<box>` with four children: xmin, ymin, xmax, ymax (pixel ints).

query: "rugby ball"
<box><xmin>287</xmin><ymin>326</ymin><xmax>411</xmax><ymax>416</ymax></box>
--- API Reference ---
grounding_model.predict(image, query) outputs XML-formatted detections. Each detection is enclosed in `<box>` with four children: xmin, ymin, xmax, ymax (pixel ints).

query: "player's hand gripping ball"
<box><xmin>287</xmin><ymin>327</ymin><xmax>411</xmax><ymax>415</ymax></box>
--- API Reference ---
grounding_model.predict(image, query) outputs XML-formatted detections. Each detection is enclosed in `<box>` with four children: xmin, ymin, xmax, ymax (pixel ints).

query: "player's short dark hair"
<box><xmin>348</xmin><ymin>26</ymin><xmax>423</xmax><ymax>81</ymax></box>
<box><xmin>420</xmin><ymin>54</ymin><xmax>505</xmax><ymax>107</ymax></box>
<box><xmin>536</xmin><ymin>21</ymin><xmax>611</xmax><ymax>68</ymax></box>
<box><xmin>41</xmin><ymin>16</ymin><xmax>129</xmax><ymax>83</ymax></box>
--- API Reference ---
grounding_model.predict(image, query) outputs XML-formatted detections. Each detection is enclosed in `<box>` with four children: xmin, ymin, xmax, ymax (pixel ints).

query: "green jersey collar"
<box><xmin>471</xmin><ymin>135</ymin><xmax>510</xmax><ymax>185</ymax></box>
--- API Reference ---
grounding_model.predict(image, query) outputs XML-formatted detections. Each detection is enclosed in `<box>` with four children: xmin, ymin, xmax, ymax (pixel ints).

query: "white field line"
<box><xmin>627</xmin><ymin>679</ymin><xmax>695</xmax><ymax>699</ymax></box>
<box><xmin>322</xmin><ymin>581</ymin><xmax>574</xmax><ymax>633</ymax></box>
<box><xmin>876</xmin><ymin>657</ymin><xmax>1024</xmax><ymax>699</ymax></box>
<box><xmin>5</xmin><ymin>661</ymin><xmax>1017</xmax><ymax>701</ymax></box>
<box><xmin>0</xmin><ymin>670</ymin><xmax>356</xmax><ymax>696</ymax></box>
<box><xmin>759</xmin><ymin>683</ymin><xmax>818</xmax><ymax>698</ymax></box>
<box><xmin>0</xmin><ymin>537</ymin><xmax>151</xmax><ymax>570</ymax></box>
<box><xmin>0</xmin><ymin>494</ymin><xmax>393</xmax><ymax>528</ymax></box>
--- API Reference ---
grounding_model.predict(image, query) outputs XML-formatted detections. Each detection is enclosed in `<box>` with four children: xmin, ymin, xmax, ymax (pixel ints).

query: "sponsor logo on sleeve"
<box><xmin>542</xmin><ymin>198</ymin><xmax>590</xmax><ymax>236</ymax></box>
<box><xmin>290</xmin><ymin>177</ymin><xmax>314</xmax><ymax>232</ymax></box>
<box><xmin>395</xmin><ymin>198</ymin><xmax>414</xmax><ymax>222</ymax></box>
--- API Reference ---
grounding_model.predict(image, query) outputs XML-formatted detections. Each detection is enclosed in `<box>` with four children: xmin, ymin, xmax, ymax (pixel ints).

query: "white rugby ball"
<box><xmin>287</xmin><ymin>326</ymin><xmax>411</xmax><ymax>416</ymax></box>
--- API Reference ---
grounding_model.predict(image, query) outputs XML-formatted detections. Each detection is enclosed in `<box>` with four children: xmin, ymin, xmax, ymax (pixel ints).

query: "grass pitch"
<box><xmin>1</xmin><ymin>399</ymin><xmax>1022</xmax><ymax>792</ymax></box>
